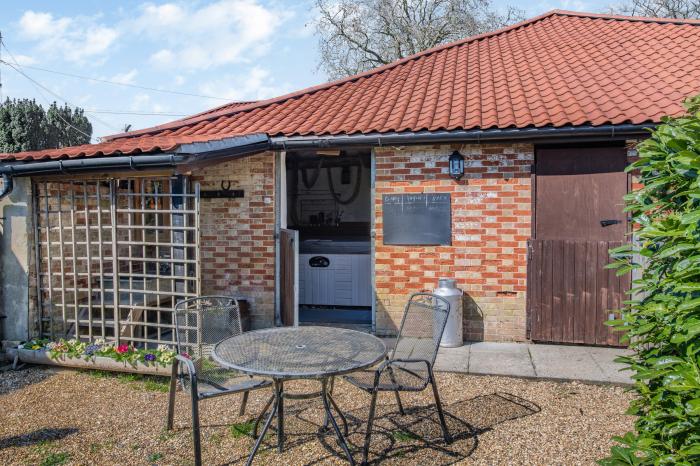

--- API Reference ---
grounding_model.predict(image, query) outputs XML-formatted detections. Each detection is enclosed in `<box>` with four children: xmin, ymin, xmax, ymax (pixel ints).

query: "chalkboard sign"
<box><xmin>382</xmin><ymin>193</ymin><xmax>451</xmax><ymax>245</ymax></box>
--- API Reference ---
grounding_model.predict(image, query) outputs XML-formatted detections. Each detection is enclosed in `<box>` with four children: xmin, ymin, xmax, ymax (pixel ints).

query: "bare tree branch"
<box><xmin>610</xmin><ymin>0</ymin><xmax>700</xmax><ymax>18</ymax></box>
<box><xmin>315</xmin><ymin>0</ymin><xmax>525</xmax><ymax>79</ymax></box>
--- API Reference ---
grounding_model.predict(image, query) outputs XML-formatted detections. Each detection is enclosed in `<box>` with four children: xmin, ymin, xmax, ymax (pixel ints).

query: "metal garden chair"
<box><xmin>166</xmin><ymin>296</ymin><xmax>272</xmax><ymax>466</ymax></box>
<box><xmin>343</xmin><ymin>292</ymin><xmax>452</xmax><ymax>464</ymax></box>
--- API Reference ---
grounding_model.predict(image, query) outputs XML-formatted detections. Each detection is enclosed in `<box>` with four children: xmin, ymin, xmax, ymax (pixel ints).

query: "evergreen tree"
<box><xmin>0</xmin><ymin>98</ymin><xmax>92</xmax><ymax>153</ymax></box>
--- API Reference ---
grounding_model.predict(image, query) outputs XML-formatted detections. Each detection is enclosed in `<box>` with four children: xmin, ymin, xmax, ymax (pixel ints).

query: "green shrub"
<box><xmin>601</xmin><ymin>96</ymin><xmax>700</xmax><ymax>465</ymax></box>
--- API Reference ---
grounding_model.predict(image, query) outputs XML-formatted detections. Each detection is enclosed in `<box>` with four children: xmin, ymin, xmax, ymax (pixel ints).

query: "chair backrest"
<box><xmin>390</xmin><ymin>292</ymin><xmax>451</xmax><ymax>371</ymax></box>
<box><xmin>174</xmin><ymin>296</ymin><xmax>242</xmax><ymax>390</ymax></box>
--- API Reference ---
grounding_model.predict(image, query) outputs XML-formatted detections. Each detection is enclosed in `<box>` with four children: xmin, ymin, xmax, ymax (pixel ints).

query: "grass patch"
<box><xmin>157</xmin><ymin>430</ymin><xmax>175</xmax><ymax>442</ymax></box>
<box><xmin>143</xmin><ymin>378</ymin><xmax>170</xmax><ymax>393</ymax></box>
<box><xmin>392</xmin><ymin>430</ymin><xmax>420</xmax><ymax>442</ymax></box>
<box><xmin>39</xmin><ymin>452</ymin><xmax>69</xmax><ymax>466</ymax></box>
<box><xmin>86</xmin><ymin>370</ymin><xmax>112</xmax><ymax>379</ymax></box>
<box><xmin>83</xmin><ymin>370</ymin><xmax>169</xmax><ymax>392</ymax></box>
<box><xmin>209</xmin><ymin>432</ymin><xmax>224</xmax><ymax>446</ymax></box>
<box><xmin>229</xmin><ymin>421</ymin><xmax>255</xmax><ymax>438</ymax></box>
<box><xmin>147</xmin><ymin>452</ymin><xmax>163</xmax><ymax>462</ymax></box>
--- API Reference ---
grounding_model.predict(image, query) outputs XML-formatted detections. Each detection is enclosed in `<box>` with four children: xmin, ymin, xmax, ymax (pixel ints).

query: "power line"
<box><xmin>1</xmin><ymin>53</ymin><xmax>101</xmax><ymax>143</ymax></box>
<box><xmin>0</xmin><ymin>47</ymin><xmax>231</xmax><ymax>101</ymax></box>
<box><xmin>3</xmin><ymin>60</ymin><xmax>120</xmax><ymax>134</ymax></box>
<box><xmin>10</xmin><ymin>70</ymin><xmax>95</xmax><ymax>143</ymax></box>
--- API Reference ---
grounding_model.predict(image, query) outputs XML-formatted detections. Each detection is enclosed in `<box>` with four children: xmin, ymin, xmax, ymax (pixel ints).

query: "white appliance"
<box><xmin>299</xmin><ymin>239</ymin><xmax>371</xmax><ymax>307</ymax></box>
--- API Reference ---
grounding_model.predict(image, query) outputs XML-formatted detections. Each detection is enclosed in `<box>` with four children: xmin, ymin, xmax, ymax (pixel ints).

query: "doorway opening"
<box><xmin>285</xmin><ymin>149</ymin><xmax>372</xmax><ymax>326</ymax></box>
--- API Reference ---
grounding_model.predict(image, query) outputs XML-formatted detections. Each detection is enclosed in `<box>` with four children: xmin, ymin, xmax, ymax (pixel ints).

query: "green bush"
<box><xmin>601</xmin><ymin>96</ymin><xmax>700</xmax><ymax>465</ymax></box>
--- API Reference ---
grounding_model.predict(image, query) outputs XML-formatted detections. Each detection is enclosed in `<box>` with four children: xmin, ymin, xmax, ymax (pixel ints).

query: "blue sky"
<box><xmin>0</xmin><ymin>0</ymin><xmax>615</xmax><ymax>141</ymax></box>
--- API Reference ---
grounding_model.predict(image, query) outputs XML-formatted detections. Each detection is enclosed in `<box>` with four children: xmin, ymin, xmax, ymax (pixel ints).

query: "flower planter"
<box><xmin>11</xmin><ymin>348</ymin><xmax>173</xmax><ymax>376</ymax></box>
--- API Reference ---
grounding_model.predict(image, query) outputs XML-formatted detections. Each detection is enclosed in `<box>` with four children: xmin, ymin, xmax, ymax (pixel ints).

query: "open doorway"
<box><xmin>285</xmin><ymin>149</ymin><xmax>372</xmax><ymax>326</ymax></box>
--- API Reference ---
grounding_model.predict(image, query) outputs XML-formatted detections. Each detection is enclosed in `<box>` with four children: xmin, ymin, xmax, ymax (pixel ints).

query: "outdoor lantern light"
<box><xmin>449</xmin><ymin>151</ymin><xmax>465</xmax><ymax>181</ymax></box>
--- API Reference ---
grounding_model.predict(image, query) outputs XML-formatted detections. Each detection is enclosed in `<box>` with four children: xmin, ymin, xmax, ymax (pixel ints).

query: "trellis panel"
<box><xmin>34</xmin><ymin>177</ymin><xmax>200</xmax><ymax>348</ymax></box>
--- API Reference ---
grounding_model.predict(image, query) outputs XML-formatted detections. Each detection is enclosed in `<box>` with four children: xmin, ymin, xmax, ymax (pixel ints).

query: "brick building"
<box><xmin>1</xmin><ymin>10</ymin><xmax>700</xmax><ymax>349</ymax></box>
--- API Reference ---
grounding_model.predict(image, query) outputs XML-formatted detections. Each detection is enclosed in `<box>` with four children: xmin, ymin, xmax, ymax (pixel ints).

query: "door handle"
<box><xmin>600</xmin><ymin>219</ymin><xmax>622</xmax><ymax>227</ymax></box>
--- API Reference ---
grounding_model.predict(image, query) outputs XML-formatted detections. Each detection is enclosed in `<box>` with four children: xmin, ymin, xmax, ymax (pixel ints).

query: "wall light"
<box><xmin>449</xmin><ymin>151</ymin><xmax>465</xmax><ymax>181</ymax></box>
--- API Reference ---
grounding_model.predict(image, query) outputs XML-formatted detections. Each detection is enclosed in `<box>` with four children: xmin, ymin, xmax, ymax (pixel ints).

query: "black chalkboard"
<box><xmin>382</xmin><ymin>193</ymin><xmax>451</xmax><ymax>245</ymax></box>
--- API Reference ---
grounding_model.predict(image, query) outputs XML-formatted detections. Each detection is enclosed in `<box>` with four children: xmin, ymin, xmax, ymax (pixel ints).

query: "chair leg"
<box><xmin>362</xmin><ymin>390</ymin><xmax>379</xmax><ymax>465</ymax></box>
<box><xmin>253</xmin><ymin>394</ymin><xmax>275</xmax><ymax>438</ymax></box>
<box><xmin>428</xmin><ymin>368</ymin><xmax>451</xmax><ymax>444</ymax></box>
<box><xmin>386</xmin><ymin>367</ymin><xmax>405</xmax><ymax>415</ymax></box>
<box><xmin>239</xmin><ymin>391</ymin><xmax>249</xmax><ymax>416</ymax></box>
<box><xmin>191</xmin><ymin>395</ymin><xmax>202</xmax><ymax>466</ymax></box>
<box><xmin>393</xmin><ymin>390</ymin><xmax>405</xmax><ymax>416</ymax></box>
<box><xmin>166</xmin><ymin>359</ymin><xmax>179</xmax><ymax>430</ymax></box>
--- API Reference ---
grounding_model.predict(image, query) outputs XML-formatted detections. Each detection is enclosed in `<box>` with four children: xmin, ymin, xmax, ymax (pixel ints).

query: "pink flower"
<box><xmin>116</xmin><ymin>344</ymin><xmax>130</xmax><ymax>354</ymax></box>
<box><xmin>182</xmin><ymin>352</ymin><xmax>191</xmax><ymax>359</ymax></box>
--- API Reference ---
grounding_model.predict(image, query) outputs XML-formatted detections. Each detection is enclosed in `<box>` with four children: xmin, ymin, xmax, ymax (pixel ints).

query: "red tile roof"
<box><xmin>4</xmin><ymin>10</ymin><xmax>700</xmax><ymax>161</ymax></box>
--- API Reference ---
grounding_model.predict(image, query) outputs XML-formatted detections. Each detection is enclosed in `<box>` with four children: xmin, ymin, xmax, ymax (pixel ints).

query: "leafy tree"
<box><xmin>602</xmin><ymin>96</ymin><xmax>700</xmax><ymax>465</ymax></box>
<box><xmin>612</xmin><ymin>0</ymin><xmax>700</xmax><ymax>18</ymax></box>
<box><xmin>314</xmin><ymin>0</ymin><xmax>524</xmax><ymax>79</ymax></box>
<box><xmin>0</xmin><ymin>98</ymin><xmax>92</xmax><ymax>153</ymax></box>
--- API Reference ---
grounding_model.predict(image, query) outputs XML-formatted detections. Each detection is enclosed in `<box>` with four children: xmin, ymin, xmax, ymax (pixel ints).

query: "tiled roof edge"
<box><xmin>103</xmin><ymin>9</ymin><xmax>700</xmax><ymax>142</ymax></box>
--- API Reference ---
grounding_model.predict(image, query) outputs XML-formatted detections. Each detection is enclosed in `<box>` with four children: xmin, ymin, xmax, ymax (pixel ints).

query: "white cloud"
<box><xmin>198</xmin><ymin>66</ymin><xmax>288</xmax><ymax>101</ymax></box>
<box><xmin>17</xmin><ymin>10</ymin><xmax>119</xmax><ymax>63</ymax></box>
<box><xmin>149</xmin><ymin>49</ymin><xmax>175</xmax><ymax>67</ymax></box>
<box><xmin>11</xmin><ymin>54</ymin><xmax>37</xmax><ymax>66</ymax></box>
<box><xmin>132</xmin><ymin>0</ymin><xmax>292</xmax><ymax>70</ymax></box>
<box><xmin>110</xmin><ymin>69</ymin><xmax>138</xmax><ymax>85</ymax></box>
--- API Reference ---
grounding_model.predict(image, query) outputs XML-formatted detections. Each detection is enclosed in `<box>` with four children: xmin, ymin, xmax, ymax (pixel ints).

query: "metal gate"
<box><xmin>33</xmin><ymin>176</ymin><xmax>200</xmax><ymax>348</ymax></box>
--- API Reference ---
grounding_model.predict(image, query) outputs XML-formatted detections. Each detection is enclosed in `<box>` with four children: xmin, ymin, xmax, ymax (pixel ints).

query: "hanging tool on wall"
<box><xmin>200</xmin><ymin>180</ymin><xmax>244</xmax><ymax>198</ymax></box>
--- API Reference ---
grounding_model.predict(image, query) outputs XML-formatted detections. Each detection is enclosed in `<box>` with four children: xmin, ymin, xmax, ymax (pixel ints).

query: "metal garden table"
<box><xmin>212</xmin><ymin>326</ymin><xmax>387</xmax><ymax>465</ymax></box>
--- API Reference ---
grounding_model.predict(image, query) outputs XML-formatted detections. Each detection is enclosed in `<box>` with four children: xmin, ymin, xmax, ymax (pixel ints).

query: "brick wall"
<box><xmin>192</xmin><ymin>153</ymin><xmax>276</xmax><ymax>328</ymax></box>
<box><xmin>374</xmin><ymin>143</ymin><xmax>533</xmax><ymax>341</ymax></box>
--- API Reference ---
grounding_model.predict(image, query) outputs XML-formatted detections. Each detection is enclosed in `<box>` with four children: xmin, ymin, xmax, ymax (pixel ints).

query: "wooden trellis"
<box><xmin>33</xmin><ymin>176</ymin><xmax>200</xmax><ymax>348</ymax></box>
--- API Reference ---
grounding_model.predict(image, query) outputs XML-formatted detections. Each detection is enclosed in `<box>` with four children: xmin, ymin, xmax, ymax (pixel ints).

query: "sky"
<box><xmin>0</xmin><ymin>0</ymin><xmax>616</xmax><ymax>141</ymax></box>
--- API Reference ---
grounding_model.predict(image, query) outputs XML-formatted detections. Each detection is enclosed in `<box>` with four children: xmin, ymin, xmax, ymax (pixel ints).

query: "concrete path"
<box><xmin>431</xmin><ymin>341</ymin><xmax>633</xmax><ymax>385</ymax></box>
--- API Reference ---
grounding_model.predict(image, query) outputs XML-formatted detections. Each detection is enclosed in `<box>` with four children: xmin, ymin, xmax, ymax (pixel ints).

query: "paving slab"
<box><xmin>432</xmin><ymin>341</ymin><xmax>632</xmax><ymax>385</ymax></box>
<box><xmin>435</xmin><ymin>345</ymin><xmax>469</xmax><ymax>372</ymax></box>
<box><xmin>466</xmin><ymin>341</ymin><xmax>530</xmax><ymax>354</ymax></box>
<box><xmin>528</xmin><ymin>344</ymin><xmax>605</xmax><ymax>382</ymax></box>
<box><xmin>588</xmin><ymin>346</ymin><xmax>634</xmax><ymax>384</ymax></box>
<box><xmin>381</xmin><ymin>336</ymin><xmax>631</xmax><ymax>384</ymax></box>
<box><xmin>468</xmin><ymin>349</ymin><xmax>536</xmax><ymax>378</ymax></box>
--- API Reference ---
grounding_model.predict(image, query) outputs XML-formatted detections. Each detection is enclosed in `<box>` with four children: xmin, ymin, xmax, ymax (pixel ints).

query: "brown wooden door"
<box><xmin>528</xmin><ymin>146</ymin><xmax>630</xmax><ymax>346</ymax></box>
<box><xmin>280</xmin><ymin>228</ymin><xmax>298</xmax><ymax>326</ymax></box>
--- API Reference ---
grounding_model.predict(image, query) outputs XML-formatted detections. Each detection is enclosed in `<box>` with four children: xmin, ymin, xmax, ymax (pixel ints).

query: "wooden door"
<box><xmin>280</xmin><ymin>228</ymin><xmax>298</xmax><ymax>326</ymax></box>
<box><xmin>528</xmin><ymin>146</ymin><xmax>630</xmax><ymax>346</ymax></box>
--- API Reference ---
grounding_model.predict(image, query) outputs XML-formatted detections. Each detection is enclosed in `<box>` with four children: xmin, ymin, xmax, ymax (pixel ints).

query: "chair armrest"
<box><xmin>174</xmin><ymin>355</ymin><xmax>199</xmax><ymax>398</ymax></box>
<box><xmin>176</xmin><ymin>354</ymin><xmax>197</xmax><ymax>377</ymax></box>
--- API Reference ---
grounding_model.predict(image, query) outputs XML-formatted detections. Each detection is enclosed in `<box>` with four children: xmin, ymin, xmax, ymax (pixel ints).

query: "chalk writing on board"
<box><xmin>382</xmin><ymin>193</ymin><xmax>451</xmax><ymax>245</ymax></box>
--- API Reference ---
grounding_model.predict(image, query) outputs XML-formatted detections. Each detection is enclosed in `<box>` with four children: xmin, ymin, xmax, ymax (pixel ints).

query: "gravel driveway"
<box><xmin>0</xmin><ymin>367</ymin><xmax>634</xmax><ymax>465</ymax></box>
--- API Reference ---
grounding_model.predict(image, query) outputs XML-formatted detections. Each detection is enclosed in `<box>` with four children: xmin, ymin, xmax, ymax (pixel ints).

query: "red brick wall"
<box><xmin>192</xmin><ymin>153</ymin><xmax>276</xmax><ymax>328</ymax></box>
<box><xmin>374</xmin><ymin>143</ymin><xmax>534</xmax><ymax>341</ymax></box>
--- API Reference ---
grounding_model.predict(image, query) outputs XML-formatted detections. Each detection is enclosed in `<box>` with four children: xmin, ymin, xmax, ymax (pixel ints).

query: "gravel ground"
<box><xmin>0</xmin><ymin>366</ymin><xmax>634</xmax><ymax>465</ymax></box>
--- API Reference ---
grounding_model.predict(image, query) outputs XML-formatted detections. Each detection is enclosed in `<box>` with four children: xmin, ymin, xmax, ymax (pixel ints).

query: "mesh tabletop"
<box><xmin>212</xmin><ymin>326</ymin><xmax>387</xmax><ymax>379</ymax></box>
